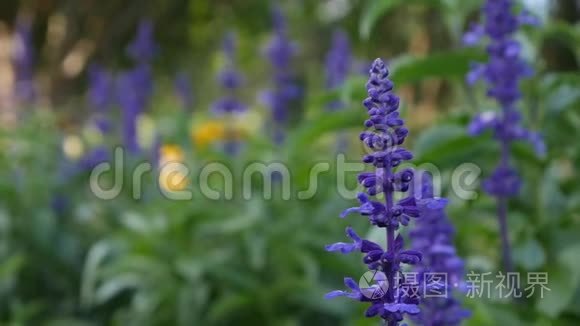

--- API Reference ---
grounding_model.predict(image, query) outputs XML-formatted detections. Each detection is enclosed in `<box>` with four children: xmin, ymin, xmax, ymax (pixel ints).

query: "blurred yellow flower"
<box><xmin>191</xmin><ymin>120</ymin><xmax>226</xmax><ymax>148</ymax></box>
<box><xmin>191</xmin><ymin>119</ymin><xmax>252</xmax><ymax>149</ymax></box>
<box><xmin>159</xmin><ymin>144</ymin><xmax>185</xmax><ymax>165</ymax></box>
<box><xmin>159</xmin><ymin>167</ymin><xmax>189</xmax><ymax>192</ymax></box>
<box><xmin>158</xmin><ymin>144</ymin><xmax>188</xmax><ymax>192</ymax></box>
<box><xmin>62</xmin><ymin>135</ymin><xmax>84</xmax><ymax>160</ymax></box>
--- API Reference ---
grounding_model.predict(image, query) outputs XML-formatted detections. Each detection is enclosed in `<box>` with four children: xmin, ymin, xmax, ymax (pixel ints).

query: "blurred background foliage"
<box><xmin>0</xmin><ymin>0</ymin><xmax>578</xmax><ymax>325</ymax></box>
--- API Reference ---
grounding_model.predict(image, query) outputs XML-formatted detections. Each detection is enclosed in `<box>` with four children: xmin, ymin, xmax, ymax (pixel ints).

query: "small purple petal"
<box><xmin>384</xmin><ymin>303</ymin><xmax>420</xmax><ymax>315</ymax></box>
<box><xmin>468</xmin><ymin>111</ymin><xmax>498</xmax><ymax>136</ymax></box>
<box><xmin>462</xmin><ymin>24</ymin><xmax>484</xmax><ymax>46</ymax></box>
<box><xmin>324</xmin><ymin>290</ymin><xmax>347</xmax><ymax>299</ymax></box>
<box><xmin>344</xmin><ymin>277</ymin><xmax>359</xmax><ymax>291</ymax></box>
<box><xmin>340</xmin><ymin>207</ymin><xmax>360</xmax><ymax>218</ymax></box>
<box><xmin>325</xmin><ymin>242</ymin><xmax>357</xmax><ymax>254</ymax></box>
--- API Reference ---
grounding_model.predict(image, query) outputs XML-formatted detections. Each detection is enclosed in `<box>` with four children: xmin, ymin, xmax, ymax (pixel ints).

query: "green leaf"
<box><xmin>390</xmin><ymin>48</ymin><xmax>486</xmax><ymax>85</ymax></box>
<box><xmin>545</xmin><ymin>84</ymin><xmax>580</xmax><ymax>114</ymax></box>
<box><xmin>468</xmin><ymin>301</ymin><xmax>526</xmax><ymax>326</ymax></box>
<box><xmin>414</xmin><ymin>124</ymin><xmax>466</xmax><ymax>156</ymax></box>
<box><xmin>0</xmin><ymin>254</ymin><xmax>25</xmax><ymax>280</ymax></box>
<box><xmin>488</xmin><ymin>304</ymin><xmax>526</xmax><ymax>326</ymax></box>
<box><xmin>206</xmin><ymin>293</ymin><xmax>254</xmax><ymax>322</ymax></box>
<box><xmin>559</xmin><ymin>244</ymin><xmax>580</xmax><ymax>278</ymax></box>
<box><xmin>177</xmin><ymin>284</ymin><xmax>209</xmax><ymax>325</ymax></box>
<box><xmin>286</xmin><ymin>109</ymin><xmax>366</xmax><ymax>157</ymax></box>
<box><xmin>513</xmin><ymin>238</ymin><xmax>546</xmax><ymax>270</ymax></box>
<box><xmin>413</xmin><ymin>124</ymin><xmax>488</xmax><ymax>165</ymax></box>
<box><xmin>536</xmin><ymin>244</ymin><xmax>580</xmax><ymax>317</ymax></box>
<box><xmin>539</xmin><ymin>164</ymin><xmax>567</xmax><ymax>224</ymax></box>
<box><xmin>94</xmin><ymin>274</ymin><xmax>142</xmax><ymax>304</ymax></box>
<box><xmin>80</xmin><ymin>241</ymin><xmax>113</xmax><ymax>307</ymax></box>
<box><xmin>335</xmin><ymin>49</ymin><xmax>486</xmax><ymax>103</ymax></box>
<box><xmin>175</xmin><ymin>257</ymin><xmax>204</xmax><ymax>282</ymax></box>
<box><xmin>537</xmin><ymin>21</ymin><xmax>580</xmax><ymax>53</ymax></box>
<box><xmin>359</xmin><ymin>0</ymin><xmax>446</xmax><ymax>40</ymax></box>
<box><xmin>44</xmin><ymin>319</ymin><xmax>95</xmax><ymax>326</ymax></box>
<box><xmin>199</xmin><ymin>199</ymin><xmax>264</xmax><ymax>235</ymax></box>
<box><xmin>536</xmin><ymin>266</ymin><xmax>576</xmax><ymax>318</ymax></box>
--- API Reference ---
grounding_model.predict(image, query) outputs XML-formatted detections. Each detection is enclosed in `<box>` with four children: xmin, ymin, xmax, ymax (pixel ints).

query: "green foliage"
<box><xmin>1</xmin><ymin>0</ymin><xmax>579</xmax><ymax>325</ymax></box>
<box><xmin>359</xmin><ymin>0</ymin><xmax>447</xmax><ymax>40</ymax></box>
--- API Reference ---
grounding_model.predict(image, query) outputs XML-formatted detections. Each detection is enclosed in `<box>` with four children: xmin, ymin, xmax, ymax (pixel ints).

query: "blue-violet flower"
<box><xmin>326</xmin><ymin>58</ymin><xmax>422</xmax><ymax>325</ymax></box>
<box><xmin>212</xmin><ymin>32</ymin><xmax>246</xmax><ymax>115</ymax></box>
<box><xmin>117</xmin><ymin>66</ymin><xmax>152</xmax><ymax>154</ymax></box>
<box><xmin>325</xmin><ymin>30</ymin><xmax>352</xmax><ymax>110</ymax></box>
<box><xmin>464</xmin><ymin>0</ymin><xmax>544</xmax><ymax>197</ymax></box>
<box><xmin>263</xmin><ymin>6</ymin><xmax>301</xmax><ymax>143</ymax></box>
<box><xmin>87</xmin><ymin>64</ymin><xmax>113</xmax><ymax>133</ymax></box>
<box><xmin>410</xmin><ymin>172</ymin><xmax>470</xmax><ymax>326</ymax></box>
<box><xmin>212</xmin><ymin>32</ymin><xmax>247</xmax><ymax>154</ymax></box>
<box><xmin>127</xmin><ymin>20</ymin><xmax>158</xmax><ymax>63</ymax></box>
<box><xmin>463</xmin><ymin>0</ymin><xmax>544</xmax><ymax>272</ymax></box>
<box><xmin>12</xmin><ymin>18</ymin><xmax>36</xmax><ymax>104</ymax></box>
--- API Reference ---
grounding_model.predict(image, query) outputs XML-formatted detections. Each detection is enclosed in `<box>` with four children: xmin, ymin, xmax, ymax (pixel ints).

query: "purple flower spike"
<box><xmin>88</xmin><ymin>65</ymin><xmax>113</xmax><ymax>111</ymax></box>
<box><xmin>87</xmin><ymin>64</ymin><xmax>113</xmax><ymax>133</ymax></box>
<box><xmin>326</xmin><ymin>59</ymin><xmax>423</xmax><ymax>325</ymax></box>
<box><xmin>410</xmin><ymin>172</ymin><xmax>470</xmax><ymax>326</ymax></box>
<box><xmin>465</xmin><ymin>0</ymin><xmax>545</xmax><ymax>195</ymax></box>
<box><xmin>12</xmin><ymin>18</ymin><xmax>36</xmax><ymax>104</ymax></box>
<box><xmin>263</xmin><ymin>6</ymin><xmax>302</xmax><ymax>143</ymax></box>
<box><xmin>127</xmin><ymin>20</ymin><xmax>158</xmax><ymax>63</ymax></box>
<box><xmin>213</xmin><ymin>32</ymin><xmax>246</xmax><ymax>115</ymax></box>
<box><xmin>325</xmin><ymin>30</ymin><xmax>352</xmax><ymax>110</ymax></box>
<box><xmin>464</xmin><ymin>0</ymin><xmax>545</xmax><ymax>272</ymax></box>
<box><xmin>117</xmin><ymin>66</ymin><xmax>153</xmax><ymax>154</ymax></box>
<box><xmin>211</xmin><ymin>32</ymin><xmax>247</xmax><ymax>155</ymax></box>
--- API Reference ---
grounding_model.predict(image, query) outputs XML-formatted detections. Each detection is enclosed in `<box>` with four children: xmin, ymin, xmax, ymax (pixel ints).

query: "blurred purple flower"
<box><xmin>465</xmin><ymin>0</ymin><xmax>545</xmax><ymax>196</ymax></box>
<box><xmin>87</xmin><ymin>64</ymin><xmax>113</xmax><ymax>133</ymax></box>
<box><xmin>326</xmin><ymin>59</ymin><xmax>422</xmax><ymax>324</ymax></box>
<box><xmin>263</xmin><ymin>6</ymin><xmax>302</xmax><ymax>143</ymax></box>
<box><xmin>12</xmin><ymin>18</ymin><xmax>36</xmax><ymax>103</ymax></box>
<box><xmin>212</xmin><ymin>32</ymin><xmax>246</xmax><ymax>115</ymax></box>
<box><xmin>464</xmin><ymin>0</ymin><xmax>544</xmax><ymax>272</ymax></box>
<box><xmin>410</xmin><ymin>172</ymin><xmax>470</xmax><ymax>326</ymax></box>
<box><xmin>88</xmin><ymin>64</ymin><xmax>113</xmax><ymax>110</ymax></box>
<box><xmin>211</xmin><ymin>32</ymin><xmax>247</xmax><ymax>155</ymax></box>
<box><xmin>78</xmin><ymin>146</ymin><xmax>110</xmax><ymax>171</ymax></box>
<box><xmin>174</xmin><ymin>72</ymin><xmax>194</xmax><ymax>110</ymax></box>
<box><xmin>127</xmin><ymin>20</ymin><xmax>158</xmax><ymax>63</ymax></box>
<box><xmin>117</xmin><ymin>66</ymin><xmax>153</xmax><ymax>153</ymax></box>
<box><xmin>325</xmin><ymin>30</ymin><xmax>352</xmax><ymax>110</ymax></box>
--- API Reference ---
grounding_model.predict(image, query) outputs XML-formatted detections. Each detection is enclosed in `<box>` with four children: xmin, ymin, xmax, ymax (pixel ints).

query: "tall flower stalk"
<box><xmin>212</xmin><ymin>32</ymin><xmax>246</xmax><ymax>154</ymax></box>
<box><xmin>325</xmin><ymin>30</ymin><xmax>352</xmax><ymax>111</ymax></box>
<box><xmin>12</xmin><ymin>18</ymin><xmax>36</xmax><ymax>104</ymax></box>
<box><xmin>326</xmin><ymin>59</ymin><xmax>422</xmax><ymax>325</ymax></box>
<box><xmin>127</xmin><ymin>20</ymin><xmax>158</xmax><ymax>64</ymax></box>
<box><xmin>263</xmin><ymin>6</ymin><xmax>301</xmax><ymax>143</ymax></box>
<box><xmin>87</xmin><ymin>64</ymin><xmax>113</xmax><ymax>133</ymax></box>
<box><xmin>118</xmin><ymin>20</ymin><xmax>157</xmax><ymax>154</ymax></box>
<box><xmin>325</xmin><ymin>30</ymin><xmax>353</xmax><ymax>152</ymax></box>
<box><xmin>410</xmin><ymin>172</ymin><xmax>470</xmax><ymax>326</ymax></box>
<box><xmin>464</xmin><ymin>0</ymin><xmax>544</xmax><ymax>272</ymax></box>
